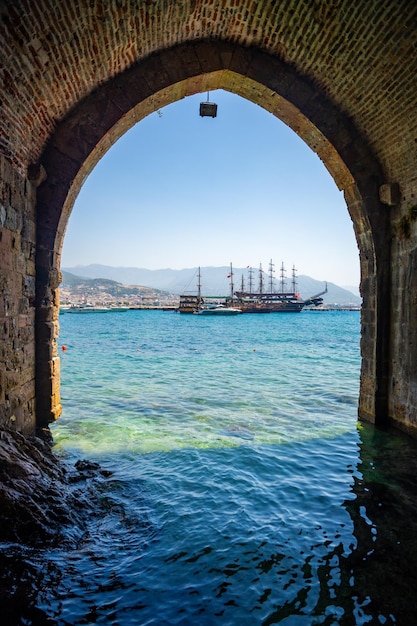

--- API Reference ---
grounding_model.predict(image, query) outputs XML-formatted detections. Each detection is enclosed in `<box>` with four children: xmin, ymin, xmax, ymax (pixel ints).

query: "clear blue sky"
<box><xmin>62</xmin><ymin>90</ymin><xmax>360</xmax><ymax>289</ymax></box>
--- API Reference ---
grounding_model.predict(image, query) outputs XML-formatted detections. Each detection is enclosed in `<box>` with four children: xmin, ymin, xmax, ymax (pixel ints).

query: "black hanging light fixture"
<box><xmin>199</xmin><ymin>92</ymin><xmax>217</xmax><ymax>118</ymax></box>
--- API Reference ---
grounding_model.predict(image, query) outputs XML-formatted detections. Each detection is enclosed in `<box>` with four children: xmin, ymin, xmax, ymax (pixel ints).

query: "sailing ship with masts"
<box><xmin>233</xmin><ymin>260</ymin><xmax>327</xmax><ymax>313</ymax></box>
<box><xmin>177</xmin><ymin>267</ymin><xmax>204</xmax><ymax>313</ymax></box>
<box><xmin>177</xmin><ymin>267</ymin><xmax>241</xmax><ymax>315</ymax></box>
<box><xmin>178</xmin><ymin>262</ymin><xmax>327</xmax><ymax>314</ymax></box>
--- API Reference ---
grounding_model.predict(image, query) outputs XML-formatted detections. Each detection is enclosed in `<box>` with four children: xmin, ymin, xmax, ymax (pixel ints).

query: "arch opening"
<box><xmin>35</xmin><ymin>42</ymin><xmax>390</xmax><ymax>429</ymax></box>
<box><xmin>61</xmin><ymin>89</ymin><xmax>359</xmax><ymax>287</ymax></box>
<box><xmin>55</xmin><ymin>88</ymin><xmax>363</xmax><ymax>455</ymax></box>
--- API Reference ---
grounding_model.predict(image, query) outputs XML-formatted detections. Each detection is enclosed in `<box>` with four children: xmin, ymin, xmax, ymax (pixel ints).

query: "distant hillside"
<box><xmin>63</xmin><ymin>265</ymin><xmax>361</xmax><ymax>305</ymax></box>
<box><xmin>60</xmin><ymin>271</ymin><xmax>173</xmax><ymax>298</ymax></box>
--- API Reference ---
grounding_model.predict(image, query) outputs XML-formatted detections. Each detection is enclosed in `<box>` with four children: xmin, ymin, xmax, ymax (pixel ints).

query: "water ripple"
<box><xmin>4</xmin><ymin>311</ymin><xmax>414</xmax><ymax>623</ymax></box>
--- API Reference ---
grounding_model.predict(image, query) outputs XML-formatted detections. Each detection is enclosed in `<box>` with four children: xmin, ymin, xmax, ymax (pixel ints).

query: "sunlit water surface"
<box><xmin>3</xmin><ymin>310</ymin><xmax>417</xmax><ymax>624</ymax></box>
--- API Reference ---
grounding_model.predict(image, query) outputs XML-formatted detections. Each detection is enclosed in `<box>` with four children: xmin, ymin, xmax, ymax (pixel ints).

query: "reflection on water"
<box><xmin>340</xmin><ymin>423</ymin><xmax>417</xmax><ymax>623</ymax></box>
<box><xmin>2</xmin><ymin>311</ymin><xmax>417</xmax><ymax>623</ymax></box>
<box><xmin>1</xmin><ymin>423</ymin><xmax>417</xmax><ymax>624</ymax></box>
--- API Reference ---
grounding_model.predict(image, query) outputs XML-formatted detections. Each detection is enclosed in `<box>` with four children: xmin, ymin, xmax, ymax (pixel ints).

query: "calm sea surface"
<box><xmin>4</xmin><ymin>309</ymin><xmax>417</xmax><ymax>624</ymax></box>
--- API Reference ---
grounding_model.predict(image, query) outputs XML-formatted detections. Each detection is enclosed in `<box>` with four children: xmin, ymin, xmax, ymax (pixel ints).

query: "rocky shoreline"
<box><xmin>0</xmin><ymin>428</ymin><xmax>112</xmax><ymax>547</ymax></box>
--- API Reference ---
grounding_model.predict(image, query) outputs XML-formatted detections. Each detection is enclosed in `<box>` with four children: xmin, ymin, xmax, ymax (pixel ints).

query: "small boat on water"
<box><xmin>66</xmin><ymin>303</ymin><xmax>110</xmax><ymax>314</ymax></box>
<box><xmin>194</xmin><ymin>304</ymin><xmax>242</xmax><ymax>316</ymax></box>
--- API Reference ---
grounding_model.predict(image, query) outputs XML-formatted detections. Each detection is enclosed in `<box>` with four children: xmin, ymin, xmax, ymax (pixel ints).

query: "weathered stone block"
<box><xmin>379</xmin><ymin>183</ymin><xmax>400</xmax><ymax>206</ymax></box>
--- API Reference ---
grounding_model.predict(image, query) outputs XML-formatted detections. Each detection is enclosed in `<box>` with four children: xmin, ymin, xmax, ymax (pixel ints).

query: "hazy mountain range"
<box><xmin>62</xmin><ymin>264</ymin><xmax>361</xmax><ymax>304</ymax></box>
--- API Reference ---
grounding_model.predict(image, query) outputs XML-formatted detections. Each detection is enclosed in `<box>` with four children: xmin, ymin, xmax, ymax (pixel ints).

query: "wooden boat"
<box><xmin>178</xmin><ymin>268</ymin><xmax>204</xmax><ymax>313</ymax></box>
<box><xmin>234</xmin><ymin>262</ymin><xmax>327</xmax><ymax>313</ymax></box>
<box><xmin>178</xmin><ymin>262</ymin><xmax>327</xmax><ymax>315</ymax></box>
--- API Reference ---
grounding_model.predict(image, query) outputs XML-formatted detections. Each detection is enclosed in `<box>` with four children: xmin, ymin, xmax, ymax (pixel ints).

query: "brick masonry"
<box><xmin>1</xmin><ymin>0</ymin><xmax>417</xmax><ymax>434</ymax></box>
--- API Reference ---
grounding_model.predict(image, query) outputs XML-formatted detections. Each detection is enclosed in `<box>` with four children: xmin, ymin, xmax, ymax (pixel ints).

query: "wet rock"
<box><xmin>0</xmin><ymin>428</ymin><xmax>113</xmax><ymax>547</ymax></box>
<box><xmin>73</xmin><ymin>458</ymin><xmax>113</xmax><ymax>479</ymax></box>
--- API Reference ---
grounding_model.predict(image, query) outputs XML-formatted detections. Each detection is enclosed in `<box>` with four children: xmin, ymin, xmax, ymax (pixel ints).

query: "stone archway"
<box><xmin>35</xmin><ymin>41</ymin><xmax>390</xmax><ymax>428</ymax></box>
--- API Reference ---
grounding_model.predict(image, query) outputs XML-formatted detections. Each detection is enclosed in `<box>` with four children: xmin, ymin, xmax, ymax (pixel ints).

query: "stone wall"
<box><xmin>0</xmin><ymin>156</ymin><xmax>36</xmax><ymax>433</ymax></box>
<box><xmin>34</xmin><ymin>42</ymin><xmax>389</xmax><ymax>436</ymax></box>
<box><xmin>389</xmin><ymin>199</ymin><xmax>417</xmax><ymax>432</ymax></box>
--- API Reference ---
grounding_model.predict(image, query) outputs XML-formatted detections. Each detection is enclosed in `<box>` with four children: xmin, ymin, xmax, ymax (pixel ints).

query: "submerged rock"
<box><xmin>0</xmin><ymin>428</ymin><xmax>112</xmax><ymax>547</ymax></box>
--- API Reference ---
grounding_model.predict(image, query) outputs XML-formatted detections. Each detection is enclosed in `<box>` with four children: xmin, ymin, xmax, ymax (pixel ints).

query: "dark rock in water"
<box><xmin>0</xmin><ymin>428</ymin><xmax>113</xmax><ymax>547</ymax></box>
<box><xmin>73</xmin><ymin>458</ymin><xmax>113</xmax><ymax>479</ymax></box>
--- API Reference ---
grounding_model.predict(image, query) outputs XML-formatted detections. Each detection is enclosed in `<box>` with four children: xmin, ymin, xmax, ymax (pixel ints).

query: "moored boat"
<box><xmin>178</xmin><ymin>294</ymin><xmax>202</xmax><ymax>314</ymax></box>
<box><xmin>179</xmin><ymin>266</ymin><xmax>243</xmax><ymax>315</ymax></box>
<box><xmin>66</xmin><ymin>303</ymin><xmax>110</xmax><ymax>314</ymax></box>
<box><xmin>178</xmin><ymin>267</ymin><xmax>204</xmax><ymax>313</ymax></box>
<box><xmin>195</xmin><ymin>304</ymin><xmax>242</xmax><ymax>316</ymax></box>
<box><xmin>178</xmin><ymin>262</ymin><xmax>327</xmax><ymax>315</ymax></box>
<box><xmin>234</xmin><ymin>261</ymin><xmax>327</xmax><ymax>313</ymax></box>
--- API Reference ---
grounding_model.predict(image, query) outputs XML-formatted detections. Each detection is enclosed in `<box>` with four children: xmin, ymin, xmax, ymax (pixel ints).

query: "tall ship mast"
<box><xmin>197</xmin><ymin>266</ymin><xmax>201</xmax><ymax>301</ymax></box>
<box><xmin>258</xmin><ymin>263</ymin><xmax>264</xmax><ymax>294</ymax></box>
<box><xmin>279</xmin><ymin>261</ymin><xmax>286</xmax><ymax>293</ymax></box>
<box><xmin>248</xmin><ymin>266</ymin><xmax>254</xmax><ymax>294</ymax></box>
<box><xmin>268</xmin><ymin>259</ymin><xmax>275</xmax><ymax>293</ymax></box>
<box><xmin>229</xmin><ymin>262</ymin><xmax>234</xmax><ymax>301</ymax></box>
<box><xmin>291</xmin><ymin>265</ymin><xmax>298</xmax><ymax>294</ymax></box>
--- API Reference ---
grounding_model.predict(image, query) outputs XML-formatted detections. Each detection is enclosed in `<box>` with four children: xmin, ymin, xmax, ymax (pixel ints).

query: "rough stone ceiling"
<box><xmin>1</xmin><ymin>0</ymin><xmax>417</xmax><ymax>181</ymax></box>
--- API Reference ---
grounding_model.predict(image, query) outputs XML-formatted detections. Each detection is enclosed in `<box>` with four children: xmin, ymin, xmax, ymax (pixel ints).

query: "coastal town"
<box><xmin>59</xmin><ymin>271</ymin><xmax>361</xmax><ymax>312</ymax></box>
<box><xmin>59</xmin><ymin>272</ymin><xmax>179</xmax><ymax>310</ymax></box>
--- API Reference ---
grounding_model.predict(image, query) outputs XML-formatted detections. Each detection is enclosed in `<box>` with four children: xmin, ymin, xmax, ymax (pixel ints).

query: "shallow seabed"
<box><xmin>3</xmin><ymin>310</ymin><xmax>417</xmax><ymax>624</ymax></box>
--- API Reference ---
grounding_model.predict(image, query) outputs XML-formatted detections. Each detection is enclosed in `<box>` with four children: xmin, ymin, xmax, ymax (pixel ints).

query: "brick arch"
<box><xmin>35</xmin><ymin>41</ymin><xmax>390</xmax><ymax>427</ymax></box>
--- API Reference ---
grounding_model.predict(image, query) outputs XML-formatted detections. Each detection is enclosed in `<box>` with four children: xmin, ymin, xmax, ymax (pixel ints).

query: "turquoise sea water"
<box><xmin>55</xmin><ymin>310</ymin><xmax>360</xmax><ymax>454</ymax></box>
<box><xmin>4</xmin><ymin>309</ymin><xmax>417</xmax><ymax>624</ymax></box>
